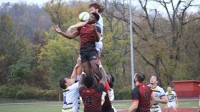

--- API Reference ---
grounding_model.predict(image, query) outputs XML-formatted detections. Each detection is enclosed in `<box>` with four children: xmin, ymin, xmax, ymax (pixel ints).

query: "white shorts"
<box><xmin>150</xmin><ymin>107</ymin><xmax>161</xmax><ymax>112</ymax></box>
<box><xmin>95</xmin><ymin>40</ymin><xmax>103</xmax><ymax>54</ymax></box>
<box><xmin>167</xmin><ymin>101</ymin><xmax>176</xmax><ymax>108</ymax></box>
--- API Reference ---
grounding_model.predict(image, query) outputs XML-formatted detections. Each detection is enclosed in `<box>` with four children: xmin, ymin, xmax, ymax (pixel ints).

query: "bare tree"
<box><xmin>101</xmin><ymin>0</ymin><xmax>200</xmax><ymax>86</ymax></box>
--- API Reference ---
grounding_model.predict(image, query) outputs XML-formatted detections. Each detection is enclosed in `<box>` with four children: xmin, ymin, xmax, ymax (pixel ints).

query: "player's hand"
<box><xmin>54</xmin><ymin>25</ymin><xmax>62</xmax><ymax>33</ymax></box>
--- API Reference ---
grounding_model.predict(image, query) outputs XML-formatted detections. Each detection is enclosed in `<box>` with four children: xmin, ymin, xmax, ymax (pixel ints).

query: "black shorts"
<box><xmin>80</xmin><ymin>44</ymin><xmax>97</xmax><ymax>63</ymax></box>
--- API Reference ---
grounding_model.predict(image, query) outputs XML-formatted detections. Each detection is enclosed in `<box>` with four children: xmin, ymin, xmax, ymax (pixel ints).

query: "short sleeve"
<box><xmin>160</xmin><ymin>88</ymin><xmax>166</xmax><ymax>98</ymax></box>
<box><xmin>68</xmin><ymin>82</ymin><xmax>79</xmax><ymax>90</ymax></box>
<box><xmin>132</xmin><ymin>86</ymin><xmax>140</xmax><ymax>101</ymax></box>
<box><xmin>173</xmin><ymin>91</ymin><xmax>177</xmax><ymax>97</ymax></box>
<box><xmin>95</xmin><ymin>83</ymin><xmax>104</xmax><ymax>93</ymax></box>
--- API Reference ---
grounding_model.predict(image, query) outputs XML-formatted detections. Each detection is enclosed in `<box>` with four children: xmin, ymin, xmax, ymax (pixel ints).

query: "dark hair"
<box><xmin>84</xmin><ymin>75</ymin><xmax>94</xmax><ymax>88</ymax></box>
<box><xmin>107</xmin><ymin>73</ymin><xmax>114</xmax><ymax>88</ymax></box>
<box><xmin>135</xmin><ymin>72</ymin><xmax>145</xmax><ymax>83</ymax></box>
<box><xmin>152</xmin><ymin>75</ymin><xmax>158</xmax><ymax>81</ymax></box>
<box><xmin>59</xmin><ymin>78</ymin><xmax>66</xmax><ymax>89</ymax></box>
<box><xmin>91</xmin><ymin>12</ymin><xmax>100</xmax><ymax>22</ymax></box>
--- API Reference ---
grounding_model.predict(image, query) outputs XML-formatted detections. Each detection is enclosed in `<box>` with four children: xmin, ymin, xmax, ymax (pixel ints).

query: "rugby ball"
<box><xmin>79</xmin><ymin>12</ymin><xmax>90</xmax><ymax>22</ymax></box>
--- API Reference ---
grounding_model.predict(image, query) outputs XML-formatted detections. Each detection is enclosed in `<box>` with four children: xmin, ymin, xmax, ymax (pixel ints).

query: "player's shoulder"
<box><xmin>172</xmin><ymin>91</ymin><xmax>176</xmax><ymax>94</ymax></box>
<box><xmin>156</xmin><ymin>85</ymin><xmax>164</xmax><ymax>90</ymax></box>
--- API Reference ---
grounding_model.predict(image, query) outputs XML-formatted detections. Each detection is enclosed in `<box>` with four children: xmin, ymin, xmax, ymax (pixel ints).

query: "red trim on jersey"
<box><xmin>99</xmin><ymin>82</ymin><xmax>106</xmax><ymax>87</ymax></box>
<box><xmin>105</xmin><ymin>83</ymin><xmax>110</xmax><ymax>91</ymax></box>
<box><xmin>136</xmin><ymin>82</ymin><xmax>142</xmax><ymax>86</ymax></box>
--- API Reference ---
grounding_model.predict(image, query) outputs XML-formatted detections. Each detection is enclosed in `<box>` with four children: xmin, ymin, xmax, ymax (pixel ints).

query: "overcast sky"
<box><xmin>0</xmin><ymin>0</ymin><xmax>199</xmax><ymax>13</ymax></box>
<box><xmin>0</xmin><ymin>0</ymin><xmax>51</xmax><ymax>5</ymax></box>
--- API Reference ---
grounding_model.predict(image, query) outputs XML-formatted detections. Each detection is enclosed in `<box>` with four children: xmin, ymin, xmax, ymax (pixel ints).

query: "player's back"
<box><xmin>80</xmin><ymin>86</ymin><xmax>102</xmax><ymax>112</ymax></box>
<box><xmin>137</xmin><ymin>83</ymin><xmax>152</xmax><ymax>111</ymax></box>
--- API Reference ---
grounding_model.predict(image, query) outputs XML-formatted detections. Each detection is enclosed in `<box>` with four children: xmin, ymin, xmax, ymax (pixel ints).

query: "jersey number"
<box><xmin>86</xmin><ymin>96</ymin><xmax>92</xmax><ymax>105</ymax></box>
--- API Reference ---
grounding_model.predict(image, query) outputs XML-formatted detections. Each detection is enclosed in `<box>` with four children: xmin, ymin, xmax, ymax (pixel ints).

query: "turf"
<box><xmin>0</xmin><ymin>100</ymin><xmax>199</xmax><ymax>112</ymax></box>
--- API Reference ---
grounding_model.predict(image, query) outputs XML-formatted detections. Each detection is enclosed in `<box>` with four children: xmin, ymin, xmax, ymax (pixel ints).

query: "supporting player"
<box><xmin>59</xmin><ymin>58</ymin><xmax>82</xmax><ymax>112</ymax></box>
<box><xmin>149</xmin><ymin>75</ymin><xmax>168</xmax><ymax>112</ymax></box>
<box><xmin>79</xmin><ymin>66</ymin><xmax>108</xmax><ymax>112</ymax></box>
<box><xmin>129</xmin><ymin>72</ymin><xmax>157</xmax><ymax>112</ymax></box>
<box><xmin>165</xmin><ymin>86</ymin><xmax>178</xmax><ymax>112</ymax></box>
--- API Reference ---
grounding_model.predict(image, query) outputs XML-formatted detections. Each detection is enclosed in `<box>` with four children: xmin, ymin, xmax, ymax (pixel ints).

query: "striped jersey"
<box><xmin>148</xmin><ymin>85</ymin><xmax>166</xmax><ymax>109</ymax></box>
<box><xmin>165</xmin><ymin>91</ymin><xmax>177</xmax><ymax>102</ymax></box>
<box><xmin>62</xmin><ymin>82</ymin><xmax>80</xmax><ymax>112</ymax></box>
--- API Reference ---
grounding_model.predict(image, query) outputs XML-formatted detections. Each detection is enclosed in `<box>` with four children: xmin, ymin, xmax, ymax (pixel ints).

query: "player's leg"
<box><xmin>82</xmin><ymin>61</ymin><xmax>92</xmax><ymax>76</ymax></box>
<box><xmin>89</xmin><ymin>50</ymin><xmax>102</xmax><ymax>78</ymax></box>
<box><xmin>172</xmin><ymin>102</ymin><xmax>177</xmax><ymax>112</ymax></box>
<box><xmin>80</xmin><ymin>51</ymin><xmax>93</xmax><ymax>76</ymax></box>
<box><xmin>166</xmin><ymin>102</ymin><xmax>170</xmax><ymax>112</ymax></box>
<box><xmin>95</xmin><ymin>40</ymin><xmax>103</xmax><ymax>68</ymax></box>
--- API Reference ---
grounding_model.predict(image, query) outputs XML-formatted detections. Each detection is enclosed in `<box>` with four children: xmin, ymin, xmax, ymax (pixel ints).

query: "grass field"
<box><xmin>0</xmin><ymin>99</ymin><xmax>199</xmax><ymax>112</ymax></box>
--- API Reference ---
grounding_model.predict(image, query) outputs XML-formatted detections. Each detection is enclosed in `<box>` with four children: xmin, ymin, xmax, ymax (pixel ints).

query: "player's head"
<box><xmin>150</xmin><ymin>75</ymin><xmax>158</xmax><ymax>85</ymax></box>
<box><xmin>107</xmin><ymin>73</ymin><xmax>114</xmax><ymax>88</ymax></box>
<box><xmin>89</xmin><ymin>2</ymin><xmax>104</xmax><ymax>13</ymax></box>
<box><xmin>84</xmin><ymin>75</ymin><xmax>94</xmax><ymax>88</ymax></box>
<box><xmin>134</xmin><ymin>72</ymin><xmax>145</xmax><ymax>83</ymax></box>
<box><xmin>88</xmin><ymin>12</ymin><xmax>100</xmax><ymax>24</ymax></box>
<box><xmin>59</xmin><ymin>78</ymin><xmax>70</xmax><ymax>89</ymax></box>
<box><xmin>167</xmin><ymin>86</ymin><xmax>172</xmax><ymax>92</ymax></box>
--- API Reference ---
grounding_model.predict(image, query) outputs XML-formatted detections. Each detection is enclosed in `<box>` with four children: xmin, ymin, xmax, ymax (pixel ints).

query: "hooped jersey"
<box><xmin>148</xmin><ymin>85</ymin><xmax>166</xmax><ymax>109</ymax></box>
<box><xmin>62</xmin><ymin>82</ymin><xmax>80</xmax><ymax>112</ymax></box>
<box><xmin>165</xmin><ymin>91</ymin><xmax>177</xmax><ymax>102</ymax></box>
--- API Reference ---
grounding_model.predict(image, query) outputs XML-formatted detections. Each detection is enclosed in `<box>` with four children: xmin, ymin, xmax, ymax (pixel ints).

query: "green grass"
<box><xmin>0</xmin><ymin>100</ymin><xmax>199</xmax><ymax>112</ymax></box>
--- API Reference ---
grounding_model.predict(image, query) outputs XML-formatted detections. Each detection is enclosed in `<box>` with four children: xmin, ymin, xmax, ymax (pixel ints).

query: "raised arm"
<box><xmin>67</xmin><ymin>21</ymin><xmax>88</xmax><ymax>35</ymax></box>
<box><xmin>79</xmin><ymin>72</ymin><xmax>86</xmax><ymax>88</ymax></box>
<box><xmin>54</xmin><ymin>25</ymin><xmax>79</xmax><ymax>39</ymax></box>
<box><xmin>70</xmin><ymin>59</ymin><xmax>82</xmax><ymax>81</ymax></box>
<box><xmin>71</xmin><ymin>21</ymin><xmax>88</xmax><ymax>28</ymax></box>
<box><xmin>99</xmin><ymin>67</ymin><xmax>107</xmax><ymax>84</ymax></box>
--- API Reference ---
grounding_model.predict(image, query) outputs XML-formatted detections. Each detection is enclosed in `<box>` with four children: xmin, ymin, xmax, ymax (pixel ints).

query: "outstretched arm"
<box><xmin>54</xmin><ymin>25</ymin><xmax>79</xmax><ymax>39</ymax></box>
<box><xmin>72</xmin><ymin>21</ymin><xmax>88</xmax><ymax>28</ymax></box>
<box><xmin>67</xmin><ymin>21</ymin><xmax>88</xmax><ymax>35</ymax></box>
<box><xmin>70</xmin><ymin>61</ymin><xmax>82</xmax><ymax>83</ymax></box>
<box><xmin>79</xmin><ymin>72</ymin><xmax>86</xmax><ymax>87</ymax></box>
<box><xmin>99</xmin><ymin>67</ymin><xmax>107</xmax><ymax>84</ymax></box>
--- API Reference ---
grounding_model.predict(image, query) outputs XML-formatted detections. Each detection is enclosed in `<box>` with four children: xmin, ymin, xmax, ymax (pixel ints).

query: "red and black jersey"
<box><xmin>132</xmin><ymin>83</ymin><xmax>152</xmax><ymax>112</ymax></box>
<box><xmin>75</xmin><ymin>24</ymin><xmax>101</xmax><ymax>48</ymax></box>
<box><xmin>80</xmin><ymin>83</ymin><xmax>104</xmax><ymax>112</ymax></box>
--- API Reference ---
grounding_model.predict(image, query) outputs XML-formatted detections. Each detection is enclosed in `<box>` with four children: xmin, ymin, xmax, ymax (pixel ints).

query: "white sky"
<box><xmin>0</xmin><ymin>0</ymin><xmax>199</xmax><ymax>13</ymax></box>
<box><xmin>0</xmin><ymin>0</ymin><xmax>51</xmax><ymax>5</ymax></box>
